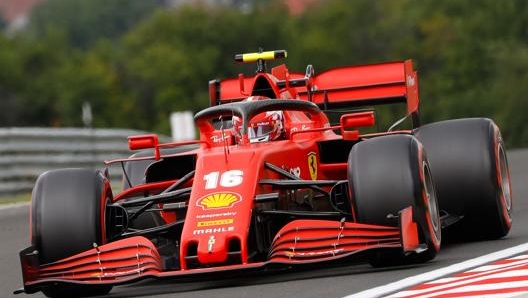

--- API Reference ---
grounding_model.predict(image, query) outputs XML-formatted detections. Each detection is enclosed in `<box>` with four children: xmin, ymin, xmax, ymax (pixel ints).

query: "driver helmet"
<box><xmin>232</xmin><ymin>110</ymin><xmax>284</xmax><ymax>143</ymax></box>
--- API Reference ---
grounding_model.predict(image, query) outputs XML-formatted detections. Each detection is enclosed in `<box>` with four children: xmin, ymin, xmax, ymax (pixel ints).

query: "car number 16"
<box><xmin>204</xmin><ymin>170</ymin><xmax>244</xmax><ymax>189</ymax></box>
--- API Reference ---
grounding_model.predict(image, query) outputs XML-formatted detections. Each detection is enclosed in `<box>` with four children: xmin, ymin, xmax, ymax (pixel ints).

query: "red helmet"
<box><xmin>232</xmin><ymin>110</ymin><xmax>284</xmax><ymax>143</ymax></box>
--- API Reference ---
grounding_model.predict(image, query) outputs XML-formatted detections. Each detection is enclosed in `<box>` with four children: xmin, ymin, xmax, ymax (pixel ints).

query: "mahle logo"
<box><xmin>196</xmin><ymin>192</ymin><xmax>242</xmax><ymax>210</ymax></box>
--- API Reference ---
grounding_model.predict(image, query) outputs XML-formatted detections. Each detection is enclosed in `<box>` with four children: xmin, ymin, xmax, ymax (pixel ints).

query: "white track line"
<box><xmin>0</xmin><ymin>202</ymin><xmax>29</xmax><ymax>211</ymax></box>
<box><xmin>343</xmin><ymin>243</ymin><xmax>528</xmax><ymax>298</ymax></box>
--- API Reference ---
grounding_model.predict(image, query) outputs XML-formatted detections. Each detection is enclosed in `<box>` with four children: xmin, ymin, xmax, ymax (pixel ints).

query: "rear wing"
<box><xmin>209</xmin><ymin>57</ymin><xmax>420</xmax><ymax>125</ymax></box>
<box><xmin>298</xmin><ymin>60</ymin><xmax>418</xmax><ymax>115</ymax></box>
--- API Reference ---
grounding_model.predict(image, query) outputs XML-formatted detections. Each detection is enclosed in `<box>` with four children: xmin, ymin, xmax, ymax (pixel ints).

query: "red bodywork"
<box><xmin>17</xmin><ymin>52</ymin><xmax>430</xmax><ymax>294</ymax></box>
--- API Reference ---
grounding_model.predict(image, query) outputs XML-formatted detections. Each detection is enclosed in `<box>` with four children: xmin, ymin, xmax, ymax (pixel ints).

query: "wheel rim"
<box><xmin>498</xmin><ymin>144</ymin><xmax>512</xmax><ymax>212</ymax></box>
<box><xmin>423</xmin><ymin>161</ymin><xmax>441</xmax><ymax>243</ymax></box>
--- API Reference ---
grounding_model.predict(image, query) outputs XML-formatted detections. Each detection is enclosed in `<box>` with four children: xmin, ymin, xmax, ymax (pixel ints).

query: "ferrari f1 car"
<box><xmin>16</xmin><ymin>50</ymin><xmax>512</xmax><ymax>297</ymax></box>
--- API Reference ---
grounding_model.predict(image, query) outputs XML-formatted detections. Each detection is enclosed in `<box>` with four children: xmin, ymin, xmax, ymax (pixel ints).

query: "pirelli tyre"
<box><xmin>31</xmin><ymin>168</ymin><xmax>113</xmax><ymax>298</ymax></box>
<box><xmin>414</xmin><ymin>118</ymin><xmax>512</xmax><ymax>241</ymax></box>
<box><xmin>347</xmin><ymin>135</ymin><xmax>441</xmax><ymax>267</ymax></box>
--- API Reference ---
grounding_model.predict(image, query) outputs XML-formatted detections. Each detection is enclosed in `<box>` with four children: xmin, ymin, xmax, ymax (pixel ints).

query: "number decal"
<box><xmin>203</xmin><ymin>172</ymin><xmax>219</xmax><ymax>189</ymax></box>
<box><xmin>220</xmin><ymin>170</ymin><xmax>243</xmax><ymax>187</ymax></box>
<box><xmin>204</xmin><ymin>170</ymin><xmax>243</xmax><ymax>189</ymax></box>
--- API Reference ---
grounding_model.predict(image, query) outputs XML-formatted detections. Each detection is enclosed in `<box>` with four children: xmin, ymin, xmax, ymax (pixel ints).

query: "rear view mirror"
<box><xmin>340</xmin><ymin>111</ymin><xmax>375</xmax><ymax>140</ymax></box>
<box><xmin>128</xmin><ymin>134</ymin><xmax>160</xmax><ymax>160</ymax></box>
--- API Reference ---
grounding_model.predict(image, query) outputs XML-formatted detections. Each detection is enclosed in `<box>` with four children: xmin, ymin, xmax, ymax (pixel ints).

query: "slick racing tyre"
<box><xmin>348</xmin><ymin>135</ymin><xmax>441</xmax><ymax>267</ymax></box>
<box><xmin>31</xmin><ymin>168</ymin><xmax>113</xmax><ymax>297</ymax></box>
<box><xmin>415</xmin><ymin>118</ymin><xmax>512</xmax><ymax>240</ymax></box>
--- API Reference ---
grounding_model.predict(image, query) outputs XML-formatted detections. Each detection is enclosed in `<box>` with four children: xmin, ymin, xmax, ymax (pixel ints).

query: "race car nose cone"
<box><xmin>197</xmin><ymin>232</ymin><xmax>228</xmax><ymax>264</ymax></box>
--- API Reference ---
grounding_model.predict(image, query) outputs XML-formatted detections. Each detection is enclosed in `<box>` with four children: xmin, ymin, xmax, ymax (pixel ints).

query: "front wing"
<box><xmin>16</xmin><ymin>207</ymin><xmax>423</xmax><ymax>294</ymax></box>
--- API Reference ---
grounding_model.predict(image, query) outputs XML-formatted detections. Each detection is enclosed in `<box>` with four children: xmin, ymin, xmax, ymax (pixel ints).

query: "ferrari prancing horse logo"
<box><xmin>308</xmin><ymin>152</ymin><xmax>317</xmax><ymax>180</ymax></box>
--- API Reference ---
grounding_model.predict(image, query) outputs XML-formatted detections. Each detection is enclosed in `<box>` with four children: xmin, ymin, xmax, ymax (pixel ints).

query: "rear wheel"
<box><xmin>415</xmin><ymin>118</ymin><xmax>512</xmax><ymax>240</ymax></box>
<box><xmin>31</xmin><ymin>168</ymin><xmax>113</xmax><ymax>297</ymax></box>
<box><xmin>348</xmin><ymin>135</ymin><xmax>441</xmax><ymax>267</ymax></box>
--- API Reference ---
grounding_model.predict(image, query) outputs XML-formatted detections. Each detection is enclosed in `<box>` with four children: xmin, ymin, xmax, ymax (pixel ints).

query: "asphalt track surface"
<box><xmin>2</xmin><ymin>148</ymin><xmax>528</xmax><ymax>298</ymax></box>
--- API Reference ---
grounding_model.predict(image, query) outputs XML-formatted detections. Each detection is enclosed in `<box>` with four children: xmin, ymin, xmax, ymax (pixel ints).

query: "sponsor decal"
<box><xmin>197</xmin><ymin>218</ymin><xmax>234</xmax><ymax>227</ymax></box>
<box><xmin>196</xmin><ymin>211</ymin><xmax>237</xmax><ymax>219</ymax></box>
<box><xmin>192</xmin><ymin>226</ymin><xmax>235</xmax><ymax>235</ymax></box>
<box><xmin>207</xmin><ymin>236</ymin><xmax>216</xmax><ymax>252</ymax></box>
<box><xmin>204</xmin><ymin>170</ymin><xmax>244</xmax><ymax>189</ymax></box>
<box><xmin>196</xmin><ymin>192</ymin><xmax>241</xmax><ymax>210</ymax></box>
<box><xmin>289</xmin><ymin>167</ymin><xmax>301</xmax><ymax>178</ymax></box>
<box><xmin>308</xmin><ymin>152</ymin><xmax>317</xmax><ymax>180</ymax></box>
<box><xmin>210</xmin><ymin>134</ymin><xmax>229</xmax><ymax>143</ymax></box>
<box><xmin>282</xmin><ymin>165</ymin><xmax>301</xmax><ymax>178</ymax></box>
<box><xmin>406</xmin><ymin>75</ymin><xmax>415</xmax><ymax>87</ymax></box>
<box><xmin>294</xmin><ymin>248</ymin><xmax>344</xmax><ymax>257</ymax></box>
<box><xmin>290</xmin><ymin>124</ymin><xmax>312</xmax><ymax>133</ymax></box>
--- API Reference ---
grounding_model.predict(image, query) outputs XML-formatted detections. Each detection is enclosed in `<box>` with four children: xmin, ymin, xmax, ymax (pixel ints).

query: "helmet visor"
<box><xmin>248</xmin><ymin>122</ymin><xmax>273</xmax><ymax>140</ymax></box>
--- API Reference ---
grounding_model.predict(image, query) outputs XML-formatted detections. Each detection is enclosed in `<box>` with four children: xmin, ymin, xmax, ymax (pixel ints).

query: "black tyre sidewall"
<box><xmin>348</xmin><ymin>135</ymin><xmax>441</xmax><ymax>262</ymax></box>
<box><xmin>349</xmin><ymin>135</ymin><xmax>417</xmax><ymax>225</ymax></box>
<box><xmin>31</xmin><ymin>168</ymin><xmax>110</xmax><ymax>264</ymax></box>
<box><xmin>415</xmin><ymin>118</ymin><xmax>512</xmax><ymax>240</ymax></box>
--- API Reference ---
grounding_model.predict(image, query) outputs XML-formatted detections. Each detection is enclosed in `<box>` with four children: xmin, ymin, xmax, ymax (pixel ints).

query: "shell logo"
<box><xmin>196</xmin><ymin>192</ymin><xmax>242</xmax><ymax>210</ymax></box>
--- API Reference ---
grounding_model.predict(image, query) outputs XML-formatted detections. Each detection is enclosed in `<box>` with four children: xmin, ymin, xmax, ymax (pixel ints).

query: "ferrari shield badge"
<box><xmin>308</xmin><ymin>152</ymin><xmax>317</xmax><ymax>180</ymax></box>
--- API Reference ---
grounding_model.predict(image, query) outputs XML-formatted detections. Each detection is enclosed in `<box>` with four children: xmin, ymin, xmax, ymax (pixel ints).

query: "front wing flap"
<box><xmin>17</xmin><ymin>207</ymin><xmax>424</xmax><ymax>294</ymax></box>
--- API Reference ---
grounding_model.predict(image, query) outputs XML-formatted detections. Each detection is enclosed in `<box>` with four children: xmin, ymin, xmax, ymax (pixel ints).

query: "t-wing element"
<box><xmin>234</xmin><ymin>49</ymin><xmax>287</xmax><ymax>73</ymax></box>
<box><xmin>234</xmin><ymin>49</ymin><xmax>287</xmax><ymax>63</ymax></box>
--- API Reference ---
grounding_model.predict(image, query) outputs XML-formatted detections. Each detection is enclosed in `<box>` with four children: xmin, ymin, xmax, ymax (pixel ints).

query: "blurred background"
<box><xmin>0</xmin><ymin>0</ymin><xmax>527</xmax><ymax>196</ymax></box>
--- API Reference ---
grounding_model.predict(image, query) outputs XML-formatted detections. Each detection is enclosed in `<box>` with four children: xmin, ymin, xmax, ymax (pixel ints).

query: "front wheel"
<box><xmin>348</xmin><ymin>135</ymin><xmax>441</xmax><ymax>266</ymax></box>
<box><xmin>31</xmin><ymin>168</ymin><xmax>113</xmax><ymax>297</ymax></box>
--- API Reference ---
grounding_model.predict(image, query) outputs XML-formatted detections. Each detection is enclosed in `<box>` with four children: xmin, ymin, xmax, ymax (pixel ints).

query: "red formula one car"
<box><xmin>16</xmin><ymin>50</ymin><xmax>512</xmax><ymax>297</ymax></box>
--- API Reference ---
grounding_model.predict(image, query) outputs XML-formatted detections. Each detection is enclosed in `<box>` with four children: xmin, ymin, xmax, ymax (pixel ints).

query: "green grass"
<box><xmin>0</xmin><ymin>193</ymin><xmax>31</xmax><ymax>205</ymax></box>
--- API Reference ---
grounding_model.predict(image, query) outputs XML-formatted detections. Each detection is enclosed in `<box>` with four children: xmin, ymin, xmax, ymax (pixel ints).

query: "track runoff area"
<box><xmin>344</xmin><ymin>243</ymin><xmax>528</xmax><ymax>298</ymax></box>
